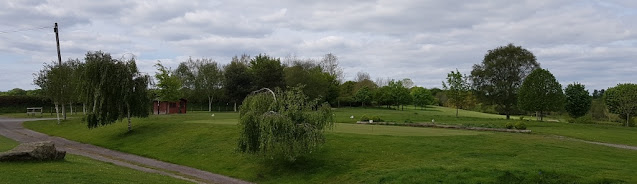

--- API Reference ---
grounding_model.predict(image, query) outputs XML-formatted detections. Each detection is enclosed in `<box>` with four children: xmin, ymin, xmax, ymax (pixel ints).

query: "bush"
<box><xmin>567</xmin><ymin>116</ymin><xmax>595</xmax><ymax>124</ymax></box>
<box><xmin>514</xmin><ymin>122</ymin><xmax>526</xmax><ymax>130</ymax></box>
<box><xmin>371</xmin><ymin>116</ymin><xmax>383</xmax><ymax>122</ymax></box>
<box><xmin>360</xmin><ymin>115</ymin><xmax>370</xmax><ymax>121</ymax></box>
<box><xmin>519</xmin><ymin>116</ymin><xmax>524</xmax><ymax>120</ymax></box>
<box><xmin>505</xmin><ymin>122</ymin><xmax>514</xmax><ymax>129</ymax></box>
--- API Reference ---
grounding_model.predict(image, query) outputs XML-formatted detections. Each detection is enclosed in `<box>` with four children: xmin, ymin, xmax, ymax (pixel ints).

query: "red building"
<box><xmin>153</xmin><ymin>99</ymin><xmax>187</xmax><ymax>114</ymax></box>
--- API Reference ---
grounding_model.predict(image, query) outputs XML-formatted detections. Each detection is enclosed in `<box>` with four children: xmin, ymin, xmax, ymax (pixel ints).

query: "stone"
<box><xmin>0</xmin><ymin>141</ymin><xmax>66</xmax><ymax>161</ymax></box>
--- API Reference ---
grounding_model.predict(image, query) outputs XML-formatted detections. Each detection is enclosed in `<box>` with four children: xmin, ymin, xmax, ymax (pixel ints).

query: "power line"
<box><xmin>0</xmin><ymin>26</ymin><xmax>53</xmax><ymax>34</ymax></box>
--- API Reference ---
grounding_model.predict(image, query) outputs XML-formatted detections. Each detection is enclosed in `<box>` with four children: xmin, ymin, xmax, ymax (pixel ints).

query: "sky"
<box><xmin>0</xmin><ymin>0</ymin><xmax>636</xmax><ymax>91</ymax></box>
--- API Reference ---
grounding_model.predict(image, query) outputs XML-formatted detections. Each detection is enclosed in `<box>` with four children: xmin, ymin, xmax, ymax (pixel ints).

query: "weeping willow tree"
<box><xmin>82</xmin><ymin>51</ymin><xmax>151</xmax><ymax>131</ymax></box>
<box><xmin>238</xmin><ymin>87</ymin><xmax>334</xmax><ymax>161</ymax></box>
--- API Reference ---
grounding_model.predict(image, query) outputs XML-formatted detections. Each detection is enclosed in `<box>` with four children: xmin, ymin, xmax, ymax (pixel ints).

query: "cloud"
<box><xmin>0</xmin><ymin>0</ymin><xmax>636</xmax><ymax>92</ymax></box>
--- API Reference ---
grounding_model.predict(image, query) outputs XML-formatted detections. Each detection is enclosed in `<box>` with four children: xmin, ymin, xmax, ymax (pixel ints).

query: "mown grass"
<box><xmin>0</xmin><ymin>135</ymin><xmax>190</xmax><ymax>183</ymax></box>
<box><xmin>22</xmin><ymin>107</ymin><xmax>637</xmax><ymax>183</ymax></box>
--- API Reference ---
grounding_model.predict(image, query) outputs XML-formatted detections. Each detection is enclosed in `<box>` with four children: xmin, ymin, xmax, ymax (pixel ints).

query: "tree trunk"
<box><xmin>70</xmin><ymin>102</ymin><xmax>74</xmax><ymax>115</ymax></box>
<box><xmin>627</xmin><ymin>113</ymin><xmax>630</xmax><ymax>127</ymax></box>
<box><xmin>166</xmin><ymin>102</ymin><xmax>170</xmax><ymax>114</ymax></box>
<box><xmin>208</xmin><ymin>96</ymin><xmax>213</xmax><ymax>112</ymax></box>
<box><xmin>62</xmin><ymin>104</ymin><xmax>66</xmax><ymax>120</ymax></box>
<box><xmin>127</xmin><ymin>104</ymin><xmax>132</xmax><ymax>132</ymax></box>
<box><xmin>54</xmin><ymin>102</ymin><xmax>60</xmax><ymax>124</ymax></box>
<box><xmin>234</xmin><ymin>102</ymin><xmax>237</xmax><ymax>112</ymax></box>
<box><xmin>540</xmin><ymin>111</ymin><xmax>543</xmax><ymax>121</ymax></box>
<box><xmin>82</xmin><ymin>103</ymin><xmax>86</xmax><ymax>115</ymax></box>
<box><xmin>456</xmin><ymin>107</ymin><xmax>459</xmax><ymax>118</ymax></box>
<box><xmin>506</xmin><ymin>113</ymin><xmax>510</xmax><ymax>120</ymax></box>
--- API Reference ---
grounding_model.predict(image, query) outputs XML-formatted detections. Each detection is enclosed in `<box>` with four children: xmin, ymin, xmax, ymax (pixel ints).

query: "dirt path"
<box><xmin>0</xmin><ymin>117</ymin><xmax>252</xmax><ymax>184</ymax></box>
<box><xmin>551</xmin><ymin>135</ymin><xmax>637</xmax><ymax>151</ymax></box>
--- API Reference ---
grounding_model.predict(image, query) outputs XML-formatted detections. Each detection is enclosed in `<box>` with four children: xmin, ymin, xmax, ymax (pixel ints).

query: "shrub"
<box><xmin>360</xmin><ymin>115</ymin><xmax>370</xmax><ymax>121</ymax></box>
<box><xmin>567</xmin><ymin>116</ymin><xmax>595</xmax><ymax>124</ymax></box>
<box><xmin>519</xmin><ymin>116</ymin><xmax>524</xmax><ymax>120</ymax></box>
<box><xmin>505</xmin><ymin>122</ymin><xmax>514</xmax><ymax>129</ymax></box>
<box><xmin>514</xmin><ymin>122</ymin><xmax>526</xmax><ymax>130</ymax></box>
<box><xmin>371</xmin><ymin>116</ymin><xmax>383</xmax><ymax>122</ymax></box>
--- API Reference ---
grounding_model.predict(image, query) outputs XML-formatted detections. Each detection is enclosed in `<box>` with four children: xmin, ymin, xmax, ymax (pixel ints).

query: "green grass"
<box><xmin>0</xmin><ymin>135</ymin><xmax>190</xmax><ymax>183</ymax></box>
<box><xmin>23</xmin><ymin>108</ymin><xmax>637</xmax><ymax>183</ymax></box>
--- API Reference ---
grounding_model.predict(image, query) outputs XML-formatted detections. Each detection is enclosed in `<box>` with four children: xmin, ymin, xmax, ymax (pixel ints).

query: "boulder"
<box><xmin>0</xmin><ymin>141</ymin><xmax>66</xmax><ymax>161</ymax></box>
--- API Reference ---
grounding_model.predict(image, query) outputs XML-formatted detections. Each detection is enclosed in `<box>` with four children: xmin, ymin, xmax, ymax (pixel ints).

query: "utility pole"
<box><xmin>54</xmin><ymin>22</ymin><xmax>61</xmax><ymax>65</ymax></box>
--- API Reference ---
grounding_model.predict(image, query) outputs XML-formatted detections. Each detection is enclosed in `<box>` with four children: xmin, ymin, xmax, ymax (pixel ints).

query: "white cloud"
<box><xmin>0</xmin><ymin>0</ymin><xmax>636</xmax><ymax>91</ymax></box>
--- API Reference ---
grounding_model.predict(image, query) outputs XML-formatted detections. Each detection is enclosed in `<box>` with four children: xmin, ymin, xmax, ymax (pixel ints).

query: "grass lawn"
<box><xmin>0</xmin><ymin>135</ymin><xmax>190</xmax><ymax>183</ymax></box>
<box><xmin>22</xmin><ymin>107</ymin><xmax>637</xmax><ymax>183</ymax></box>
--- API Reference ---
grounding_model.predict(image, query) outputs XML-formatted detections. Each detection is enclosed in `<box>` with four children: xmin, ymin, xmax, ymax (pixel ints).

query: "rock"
<box><xmin>0</xmin><ymin>141</ymin><xmax>66</xmax><ymax>161</ymax></box>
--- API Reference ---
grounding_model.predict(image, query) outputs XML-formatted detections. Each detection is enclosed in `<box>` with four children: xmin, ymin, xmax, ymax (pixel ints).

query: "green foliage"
<box><xmin>154</xmin><ymin>61</ymin><xmax>182</xmax><ymax>102</ymax></box>
<box><xmin>567</xmin><ymin>116</ymin><xmax>595</xmax><ymax>124</ymax></box>
<box><xmin>82</xmin><ymin>51</ymin><xmax>152</xmax><ymax>130</ymax></box>
<box><xmin>565</xmin><ymin>83</ymin><xmax>592</xmax><ymax>118</ymax></box>
<box><xmin>443</xmin><ymin>69</ymin><xmax>470</xmax><ymax>117</ymax></box>
<box><xmin>284</xmin><ymin>60</ymin><xmax>337</xmax><ymax>102</ymax></box>
<box><xmin>590</xmin><ymin>99</ymin><xmax>609</xmax><ymax>121</ymax></box>
<box><xmin>224</xmin><ymin>57</ymin><xmax>253</xmax><ymax>106</ymax></box>
<box><xmin>388</xmin><ymin>80</ymin><xmax>412</xmax><ymax>110</ymax></box>
<box><xmin>354</xmin><ymin>86</ymin><xmax>373</xmax><ymax>107</ymax></box>
<box><xmin>471</xmin><ymin>43</ymin><xmax>540</xmax><ymax>119</ymax></box>
<box><xmin>504</xmin><ymin>122</ymin><xmax>514</xmax><ymax>129</ymax></box>
<box><xmin>371</xmin><ymin>116</ymin><xmax>383</xmax><ymax>122</ymax></box>
<box><xmin>175</xmin><ymin>58</ymin><xmax>223</xmax><ymax>111</ymax></box>
<box><xmin>238</xmin><ymin>87</ymin><xmax>334</xmax><ymax>161</ymax></box>
<box><xmin>410</xmin><ymin>87</ymin><xmax>434</xmax><ymax>109</ymax></box>
<box><xmin>514</xmin><ymin>122</ymin><xmax>526</xmax><ymax>130</ymax></box>
<box><xmin>374</xmin><ymin>86</ymin><xmax>393</xmax><ymax>108</ymax></box>
<box><xmin>360</xmin><ymin>115</ymin><xmax>370</xmax><ymax>121</ymax></box>
<box><xmin>0</xmin><ymin>96</ymin><xmax>50</xmax><ymax>113</ymax></box>
<box><xmin>604</xmin><ymin>83</ymin><xmax>637</xmax><ymax>126</ymax></box>
<box><xmin>250</xmin><ymin>54</ymin><xmax>285</xmax><ymax>90</ymax></box>
<box><xmin>518</xmin><ymin>69</ymin><xmax>565</xmax><ymax>121</ymax></box>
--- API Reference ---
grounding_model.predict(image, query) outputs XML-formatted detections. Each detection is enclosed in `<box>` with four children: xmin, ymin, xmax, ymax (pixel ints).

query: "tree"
<box><xmin>388</xmin><ymin>80</ymin><xmax>411</xmax><ymax>110</ymax></box>
<box><xmin>565</xmin><ymin>83</ymin><xmax>592</xmax><ymax>118</ymax></box>
<box><xmin>198</xmin><ymin>61</ymin><xmax>223</xmax><ymax>112</ymax></box>
<box><xmin>237</xmin><ymin>87</ymin><xmax>333</xmax><ymax>161</ymax></box>
<box><xmin>411</xmin><ymin>87</ymin><xmax>434</xmax><ymax>109</ymax></box>
<box><xmin>320</xmin><ymin>53</ymin><xmax>343</xmax><ymax>83</ymax></box>
<box><xmin>518</xmin><ymin>69</ymin><xmax>564</xmax><ymax>121</ymax></box>
<box><xmin>34</xmin><ymin>61</ymin><xmax>72</xmax><ymax>124</ymax></box>
<box><xmin>81</xmin><ymin>51</ymin><xmax>151</xmax><ymax>131</ymax></box>
<box><xmin>154</xmin><ymin>61</ymin><xmax>182</xmax><ymax>113</ymax></box>
<box><xmin>338</xmin><ymin>81</ymin><xmax>357</xmax><ymax>107</ymax></box>
<box><xmin>354</xmin><ymin>86</ymin><xmax>373</xmax><ymax>107</ymax></box>
<box><xmin>5</xmin><ymin>88</ymin><xmax>27</xmax><ymax>96</ymax></box>
<box><xmin>284</xmin><ymin>60</ymin><xmax>331</xmax><ymax>102</ymax></box>
<box><xmin>443</xmin><ymin>69</ymin><xmax>470</xmax><ymax>117</ymax></box>
<box><xmin>401</xmin><ymin>78</ymin><xmax>414</xmax><ymax>89</ymax></box>
<box><xmin>374</xmin><ymin>86</ymin><xmax>392</xmax><ymax>108</ymax></box>
<box><xmin>225</xmin><ymin>58</ymin><xmax>253</xmax><ymax>111</ymax></box>
<box><xmin>250</xmin><ymin>54</ymin><xmax>285</xmax><ymax>90</ymax></box>
<box><xmin>604</xmin><ymin>83</ymin><xmax>637</xmax><ymax>126</ymax></box>
<box><xmin>471</xmin><ymin>43</ymin><xmax>540</xmax><ymax>119</ymax></box>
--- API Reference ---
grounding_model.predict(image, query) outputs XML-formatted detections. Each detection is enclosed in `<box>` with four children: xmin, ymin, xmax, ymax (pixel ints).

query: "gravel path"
<box><xmin>0</xmin><ymin>117</ymin><xmax>253</xmax><ymax>184</ymax></box>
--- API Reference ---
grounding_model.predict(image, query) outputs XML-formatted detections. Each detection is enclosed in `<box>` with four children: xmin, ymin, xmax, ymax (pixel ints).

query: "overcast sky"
<box><xmin>1</xmin><ymin>0</ymin><xmax>636</xmax><ymax>91</ymax></box>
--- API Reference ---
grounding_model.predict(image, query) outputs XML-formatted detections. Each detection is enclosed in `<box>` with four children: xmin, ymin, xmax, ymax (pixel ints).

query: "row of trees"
<box><xmin>34</xmin><ymin>51</ymin><xmax>151</xmax><ymax>130</ymax></box>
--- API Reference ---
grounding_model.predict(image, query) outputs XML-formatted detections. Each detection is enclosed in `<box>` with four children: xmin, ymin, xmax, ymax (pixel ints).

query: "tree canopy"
<box><xmin>604</xmin><ymin>83</ymin><xmax>637</xmax><ymax>126</ymax></box>
<box><xmin>411</xmin><ymin>87</ymin><xmax>434</xmax><ymax>109</ymax></box>
<box><xmin>237</xmin><ymin>87</ymin><xmax>333</xmax><ymax>161</ymax></box>
<box><xmin>154</xmin><ymin>61</ymin><xmax>182</xmax><ymax>103</ymax></box>
<box><xmin>565</xmin><ymin>83</ymin><xmax>592</xmax><ymax>118</ymax></box>
<box><xmin>471</xmin><ymin>43</ymin><xmax>540</xmax><ymax>119</ymax></box>
<box><xmin>518</xmin><ymin>68</ymin><xmax>564</xmax><ymax>121</ymax></box>
<box><xmin>443</xmin><ymin>69</ymin><xmax>470</xmax><ymax>117</ymax></box>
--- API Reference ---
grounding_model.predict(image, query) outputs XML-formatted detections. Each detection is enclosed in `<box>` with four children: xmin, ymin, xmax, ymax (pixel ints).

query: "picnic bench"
<box><xmin>26</xmin><ymin>107</ymin><xmax>43</xmax><ymax>117</ymax></box>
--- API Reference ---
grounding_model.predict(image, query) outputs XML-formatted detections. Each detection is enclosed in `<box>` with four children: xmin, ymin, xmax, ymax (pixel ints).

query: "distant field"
<box><xmin>0</xmin><ymin>135</ymin><xmax>189</xmax><ymax>183</ymax></box>
<box><xmin>16</xmin><ymin>106</ymin><xmax>637</xmax><ymax>183</ymax></box>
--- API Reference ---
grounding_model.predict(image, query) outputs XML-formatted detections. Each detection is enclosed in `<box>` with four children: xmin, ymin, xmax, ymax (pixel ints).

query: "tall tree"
<box><xmin>34</xmin><ymin>61</ymin><xmax>72</xmax><ymax>124</ymax></box>
<box><xmin>250</xmin><ymin>54</ymin><xmax>285</xmax><ymax>90</ymax></box>
<box><xmin>388</xmin><ymin>80</ymin><xmax>411</xmax><ymax>110</ymax></box>
<box><xmin>565</xmin><ymin>83</ymin><xmax>592</xmax><ymax>118</ymax></box>
<box><xmin>197</xmin><ymin>61</ymin><xmax>223</xmax><ymax>112</ymax></box>
<box><xmin>154</xmin><ymin>61</ymin><xmax>182</xmax><ymax>113</ymax></box>
<box><xmin>338</xmin><ymin>81</ymin><xmax>357</xmax><ymax>107</ymax></box>
<box><xmin>81</xmin><ymin>51</ymin><xmax>151</xmax><ymax>131</ymax></box>
<box><xmin>225</xmin><ymin>58</ymin><xmax>253</xmax><ymax>111</ymax></box>
<box><xmin>518</xmin><ymin>69</ymin><xmax>564</xmax><ymax>121</ymax></box>
<box><xmin>604</xmin><ymin>83</ymin><xmax>637</xmax><ymax>126</ymax></box>
<box><xmin>443</xmin><ymin>69</ymin><xmax>470</xmax><ymax>117</ymax></box>
<box><xmin>471</xmin><ymin>43</ymin><xmax>540</xmax><ymax>119</ymax></box>
<box><xmin>320</xmin><ymin>53</ymin><xmax>343</xmax><ymax>83</ymax></box>
<box><xmin>355</xmin><ymin>86</ymin><xmax>373</xmax><ymax>107</ymax></box>
<box><xmin>411</xmin><ymin>87</ymin><xmax>434</xmax><ymax>109</ymax></box>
